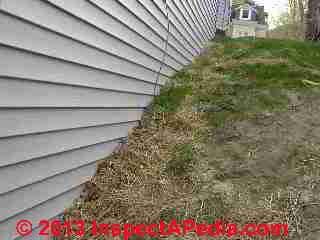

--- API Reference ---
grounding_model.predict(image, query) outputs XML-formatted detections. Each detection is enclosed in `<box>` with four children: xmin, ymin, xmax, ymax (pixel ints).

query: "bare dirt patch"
<box><xmin>203</xmin><ymin>92</ymin><xmax>320</xmax><ymax>239</ymax></box>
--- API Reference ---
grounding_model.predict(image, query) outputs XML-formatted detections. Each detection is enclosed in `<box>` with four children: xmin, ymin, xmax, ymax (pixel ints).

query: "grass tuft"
<box><xmin>165</xmin><ymin>143</ymin><xmax>195</xmax><ymax>177</ymax></box>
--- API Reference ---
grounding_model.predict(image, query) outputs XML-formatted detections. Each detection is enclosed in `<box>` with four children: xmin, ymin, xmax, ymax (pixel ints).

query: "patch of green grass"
<box><xmin>153</xmin><ymin>85</ymin><xmax>191</xmax><ymax>113</ymax></box>
<box><xmin>165</xmin><ymin>143</ymin><xmax>195</xmax><ymax>177</ymax></box>
<box><xmin>253</xmin><ymin>39</ymin><xmax>320</xmax><ymax>67</ymax></box>
<box><xmin>220</xmin><ymin>38</ymin><xmax>320</xmax><ymax>68</ymax></box>
<box><xmin>152</xmin><ymin>70</ymin><xmax>193</xmax><ymax>113</ymax></box>
<box><xmin>159</xmin><ymin>207</ymin><xmax>186</xmax><ymax>222</ymax></box>
<box><xmin>195</xmin><ymin>73</ymin><xmax>291</xmax><ymax>127</ymax></box>
<box><xmin>235</xmin><ymin>63</ymin><xmax>318</xmax><ymax>89</ymax></box>
<box><xmin>188</xmin><ymin>39</ymin><xmax>320</xmax><ymax>128</ymax></box>
<box><xmin>191</xmin><ymin>40</ymin><xmax>320</xmax><ymax>127</ymax></box>
<box><xmin>230</xmin><ymin>48</ymin><xmax>252</xmax><ymax>59</ymax></box>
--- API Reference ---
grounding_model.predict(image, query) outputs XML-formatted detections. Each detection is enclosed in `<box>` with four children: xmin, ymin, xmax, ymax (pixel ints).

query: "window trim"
<box><xmin>239</xmin><ymin>7</ymin><xmax>252</xmax><ymax>20</ymax></box>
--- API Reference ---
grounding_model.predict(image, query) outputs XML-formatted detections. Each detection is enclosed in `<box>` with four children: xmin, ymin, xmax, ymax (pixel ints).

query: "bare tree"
<box><xmin>288</xmin><ymin>0</ymin><xmax>308</xmax><ymax>39</ymax></box>
<box><xmin>306</xmin><ymin>0</ymin><xmax>320</xmax><ymax>40</ymax></box>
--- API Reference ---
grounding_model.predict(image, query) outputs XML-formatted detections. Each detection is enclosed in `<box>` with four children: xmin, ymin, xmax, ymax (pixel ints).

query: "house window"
<box><xmin>242</xmin><ymin>10</ymin><xmax>250</xmax><ymax>19</ymax></box>
<box><xmin>239</xmin><ymin>7</ymin><xmax>252</xmax><ymax>20</ymax></box>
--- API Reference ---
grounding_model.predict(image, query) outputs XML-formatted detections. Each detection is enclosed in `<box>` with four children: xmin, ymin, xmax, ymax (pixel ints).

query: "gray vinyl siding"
<box><xmin>0</xmin><ymin>0</ymin><xmax>224</xmax><ymax>239</ymax></box>
<box><xmin>0</xmin><ymin>186</ymin><xmax>84</xmax><ymax>240</ymax></box>
<box><xmin>217</xmin><ymin>0</ymin><xmax>232</xmax><ymax>30</ymax></box>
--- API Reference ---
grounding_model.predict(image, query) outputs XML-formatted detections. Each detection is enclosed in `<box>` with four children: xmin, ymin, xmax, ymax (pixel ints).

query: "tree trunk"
<box><xmin>298</xmin><ymin>0</ymin><xmax>305</xmax><ymax>38</ymax></box>
<box><xmin>306</xmin><ymin>0</ymin><xmax>320</xmax><ymax>40</ymax></box>
<box><xmin>288</xmin><ymin>0</ymin><xmax>308</xmax><ymax>39</ymax></box>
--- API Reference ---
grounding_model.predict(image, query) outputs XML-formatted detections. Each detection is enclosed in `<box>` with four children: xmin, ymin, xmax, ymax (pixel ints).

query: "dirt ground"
<box><xmin>203</xmin><ymin>91</ymin><xmax>320</xmax><ymax>239</ymax></box>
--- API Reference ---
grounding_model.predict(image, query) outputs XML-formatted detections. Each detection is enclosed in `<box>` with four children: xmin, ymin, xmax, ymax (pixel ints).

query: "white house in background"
<box><xmin>227</xmin><ymin>0</ymin><xmax>269</xmax><ymax>38</ymax></box>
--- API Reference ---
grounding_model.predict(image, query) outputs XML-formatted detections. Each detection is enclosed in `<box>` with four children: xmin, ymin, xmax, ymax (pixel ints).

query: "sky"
<box><xmin>254</xmin><ymin>0</ymin><xmax>289</xmax><ymax>28</ymax></box>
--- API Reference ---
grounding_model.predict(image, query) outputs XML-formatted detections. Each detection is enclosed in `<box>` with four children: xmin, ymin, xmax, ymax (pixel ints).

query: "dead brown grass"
<box><xmin>63</xmin><ymin>109</ymin><xmax>209</xmax><ymax>239</ymax></box>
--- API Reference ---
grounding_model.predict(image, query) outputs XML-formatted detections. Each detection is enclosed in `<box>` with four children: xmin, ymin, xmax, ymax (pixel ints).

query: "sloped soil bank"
<box><xmin>64</xmin><ymin>38</ymin><xmax>320</xmax><ymax>240</ymax></box>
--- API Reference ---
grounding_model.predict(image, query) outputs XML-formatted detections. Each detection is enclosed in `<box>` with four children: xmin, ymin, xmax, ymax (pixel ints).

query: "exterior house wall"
<box><xmin>0</xmin><ymin>0</ymin><xmax>224</xmax><ymax>239</ymax></box>
<box><xmin>231</xmin><ymin>22</ymin><xmax>256</xmax><ymax>37</ymax></box>
<box><xmin>216</xmin><ymin>0</ymin><xmax>232</xmax><ymax>31</ymax></box>
<box><xmin>229</xmin><ymin>20</ymin><xmax>268</xmax><ymax>38</ymax></box>
<box><xmin>256</xmin><ymin>29</ymin><xmax>268</xmax><ymax>38</ymax></box>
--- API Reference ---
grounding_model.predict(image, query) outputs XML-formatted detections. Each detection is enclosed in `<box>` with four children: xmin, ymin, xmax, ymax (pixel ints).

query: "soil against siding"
<box><xmin>65</xmin><ymin>38</ymin><xmax>320</xmax><ymax>240</ymax></box>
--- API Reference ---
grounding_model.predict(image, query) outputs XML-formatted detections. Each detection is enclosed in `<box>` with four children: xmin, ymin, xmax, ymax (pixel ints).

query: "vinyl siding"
<box><xmin>0</xmin><ymin>0</ymin><xmax>224</xmax><ymax>239</ymax></box>
<box><xmin>217</xmin><ymin>0</ymin><xmax>232</xmax><ymax>31</ymax></box>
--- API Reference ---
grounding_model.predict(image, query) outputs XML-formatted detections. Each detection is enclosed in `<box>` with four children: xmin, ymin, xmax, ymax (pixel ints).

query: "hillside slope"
<box><xmin>66</xmin><ymin>38</ymin><xmax>320</xmax><ymax>240</ymax></box>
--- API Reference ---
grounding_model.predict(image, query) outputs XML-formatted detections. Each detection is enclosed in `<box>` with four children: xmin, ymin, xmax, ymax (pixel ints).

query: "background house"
<box><xmin>227</xmin><ymin>0</ymin><xmax>269</xmax><ymax>38</ymax></box>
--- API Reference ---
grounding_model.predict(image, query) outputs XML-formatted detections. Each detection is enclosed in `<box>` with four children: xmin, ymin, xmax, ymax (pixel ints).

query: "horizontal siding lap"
<box><xmin>178</xmin><ymin>0</ymin><xmax>207</xmax><ymax>44</ymax></box>
<box><xmin>0</xmin><ymin>186</ymin><xmax>84</xmax><ymax>240</ymax></box>
<box><xmin>0</xmin><ymin>77</ymin><xmax>153</xmax><ymax>107</ymax></box>
<box><xmin>167</xmin><ymin>0</ymin><xmax>203</xmax><ymax>50</ymax></box>
<box><xmin>137</xmin><ymin>0</ymin><xmax>195</xmax><ymax>60</ymax></box>
<box><xmin>0</xmin><ymin>163</ymin><xmax>96</xmax><ymax>222</ymax></box>
<box><xmin>196</xmin><ymin>0</ymin><xmax>212</xmax><ymax>37</ymax></box>
<box><xmin>0</xmin><ymin>0</ymin><xmax>173</xmax><ymax>80</ymax></box>
<box><xmin>188</xmin><ymin>0</ymin><xmax>207</xmax><ymax>39</ymax></box>
<box><xmin>17</xmin><ymin>214</ymin><xmax>64</xmax><ymax>240</ymax></box>
<box><xmin>137</xmin><ymin>0</ymin><xmax>168</xmax><ymax>29</ymax></box>
<box><xmin>209</xmin><ymin>0</ymin><xmax>219</xmax><ymax>36</ymax></box>
<box><xmin>123</xmin><ymin>0</ymin><xmax>194</xmax><ymax>62</ymax></box>
<box><xmin>194</xmin><ymin>0</ymin><xmax>214</xmax><ymax>38</ymax></box>
<box><xmin>166</xmin><ymin>6</ymin><xmax>199</xmax><ymax>56</ymax></box>
<box><xmin>191</xmin><ymin>0</ymin><xmax>212</xmax><ymax>39</ymax></box>
<box><xmin>211</xmin><ymin>0</ymin><xmax>220</xmax><ymax>35</ymax></box>
<box><xmin>187</xmin><ymin>0</ymin><xmax>210</xmax><ymax>41</ymax></box>
<box><xmin>0</xmin><ymin>109</ymin><xmax>143</xmax><ymax>138</ymax></box>
<box><xmin>45</xmin><ymin>0</ymin><xmax>181</xmax><ymax>72</ymax></box>
<box><xmin>0</xmin><ymin>46</ymin><xmax>164</xmax><ymax>94</ymax></box>
<box><xmin>89</xmin><ymin>0</ymin><xmax>191</xmax><ymax>66</ymax></box>
<box><xmin>0</xmin><ymin>140</ymin><xmax>119</xmax><ymax>194</ymax></box>
<box><xmin>204</xmin><ymin>0</ymin><xmax>215</xmax><ymax>26</ymax></box>
<box><xmin>0</xmin><ymin>121</ymin><xmax>138</xmax><ymax>167</ymax></box>
<box><xmin>205</xmin><ymin>0</ymin><xmax>215</xmax><ymax>30</ymax></box>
